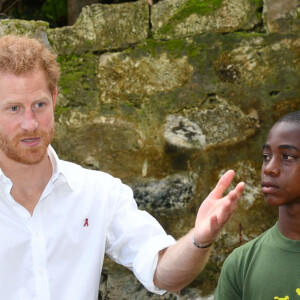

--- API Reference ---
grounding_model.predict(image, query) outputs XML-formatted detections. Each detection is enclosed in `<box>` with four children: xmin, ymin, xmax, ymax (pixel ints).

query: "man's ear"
<box><xmin>52</xmin><ymin>87</ymin><xmax>58</xmax><ymax>108</ymax></box>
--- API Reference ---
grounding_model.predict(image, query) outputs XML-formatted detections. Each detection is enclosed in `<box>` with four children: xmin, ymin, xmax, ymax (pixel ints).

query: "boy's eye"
<box><xmin>282</xmin><ymin>154</ymin><xmax>294</xmax><ymax>161</ymax></box>
<box><xmin>262</xmin><ymin>154</ymin><xmax>271</xmax><ymax>162</ymax></box>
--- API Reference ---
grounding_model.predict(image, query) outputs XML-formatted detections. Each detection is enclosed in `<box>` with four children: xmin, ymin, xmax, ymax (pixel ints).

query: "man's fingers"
<box><xmin>209</xmin><ymin>170</ymin><xmax>235</xmax><ymax>199</ymax></box>
<box><xmin>236</xmin><ymin>181</ymin><xmax>245</xmax><ymax>196</ymax></box>
<box><xmin>227</xmin><ymin>182</ymin><xmax>244</xmax><ymax>214</ymax></box>
<box><xmin>229</xmin><ymin>181</ymin><xmax>245</xmax><ymax>202</ymax></box>
<box><xmin>196</xmin><ymin>178</ymin><xmax>245</xmax><ymax>244</ymax></box>
<box><xmin>229</xmin><ymin>181</ymin><xmax>245</xmax><ymax>199</ymax></box>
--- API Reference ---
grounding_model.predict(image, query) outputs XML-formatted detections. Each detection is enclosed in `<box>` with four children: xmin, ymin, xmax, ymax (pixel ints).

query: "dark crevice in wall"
<box><xmin>92</xmin><ymin>43</ymin><xmax>137</xmax><ymax>55</ymax></box>
<box><xmin>269</xmin><ymin>90</ymin><xmax>280</xmax><ymax>97</ymax></box>
<box><xmin>251</xmin><ymin>20</ymin><xmax>266</xmax><ymax>33</ymax></box>
<box><xmin>148</xmin><ymin>3</ymin><xmax>153</xmax><ymax>38</ymax></box>
<box><xmin>219</xmin><ymin>21</ymin><xmax>266</xmax><ymax>35</ymax></box>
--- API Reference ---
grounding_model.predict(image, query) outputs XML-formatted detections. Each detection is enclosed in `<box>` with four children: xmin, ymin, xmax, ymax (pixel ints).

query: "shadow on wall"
<box><xmin>0</xmin><ymin>0</ymin><xmax>156</xmax><ymax>27</ymax></box>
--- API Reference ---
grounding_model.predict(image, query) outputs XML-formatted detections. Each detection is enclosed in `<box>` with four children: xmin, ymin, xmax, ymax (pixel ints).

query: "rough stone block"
<box><xmin>48</xmin><ymin>1</ymin><xmax>149</xmax><ymax>55</ymax></box>
<box><xmin>151</xmin><ymin>0</ymin><xmax>263</xmax><ymax>40</ymax></box>
<box><xmin>263</xmin><ymin>0</ymin><xmax>300</xmax><ymax>33</ymax></box>
<box><xmin>0</xmin><ymin>19</ymin><xmax>51</xmax><ymax>48</ymax></box>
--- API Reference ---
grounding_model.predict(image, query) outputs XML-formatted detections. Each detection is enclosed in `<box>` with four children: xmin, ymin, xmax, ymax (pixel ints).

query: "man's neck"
<box><xmin>278</xmin><ymin>205</ymin><xmax>300</xmax><ymax>240</ymax></box>
<box><xmin>0</xmin><ymin>154</ymin><xmax>53</xmax><ymax>215</ymax></box>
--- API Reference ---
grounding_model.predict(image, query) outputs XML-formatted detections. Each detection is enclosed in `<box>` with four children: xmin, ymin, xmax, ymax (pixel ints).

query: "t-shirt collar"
<box><xmin>272</xmin><ymin>222</ymin><xmax>300</xmax><ymax>253</ymax></box>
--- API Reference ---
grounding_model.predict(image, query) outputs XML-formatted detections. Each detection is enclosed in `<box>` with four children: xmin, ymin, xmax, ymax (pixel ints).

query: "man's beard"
<box><xmin>0</xmin><ymin>125</ymin><xmax>54</xmax><ymax>165</ymax></box>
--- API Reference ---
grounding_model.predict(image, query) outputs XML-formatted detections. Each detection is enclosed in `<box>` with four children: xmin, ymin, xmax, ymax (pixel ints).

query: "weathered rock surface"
<box><xmin>48</xmin><ymin>1</ymin><xmax>149</xmax><ymax>55</ymax></box>
<box><xmin>151</xmin><ymin>0</ymin><xmax>263</xmax><ymax>40</ymax></box>
<box><xmin>99</xmin><ymin>51</ymin><xmax>193</xmax><ymax>102</ymax></box>
<box><xmin>0</xmin><ymin>19</ymin><xmax>51</xmax><ymax>47</ymax></box>
<box><xmin>132</xmin><ymin>173</ymin><xmax>196</xmax><ymax>210</ymax></box>
<box><xmin>164</xmin><ymin>100</ymin><xmax>259</xmax><ymax>150</ymax></box>
<box><xmin>100</xmin><ymin>258</ymin><xmax>214</xmax><ymax>299</ymax></box>
<box><xmin>263</xmin><ymin>0</ymin><xmax>300</xmax><ymax>33</ymax></box>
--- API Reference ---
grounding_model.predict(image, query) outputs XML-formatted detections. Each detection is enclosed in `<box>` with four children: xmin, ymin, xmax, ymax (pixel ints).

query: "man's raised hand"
<box><xmin>193</xmin><ymin>170</ymin><xmax>245</xmax><ymax>246</ymax></box>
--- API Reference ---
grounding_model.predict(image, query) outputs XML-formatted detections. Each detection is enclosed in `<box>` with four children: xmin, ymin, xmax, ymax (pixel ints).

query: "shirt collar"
<box><xmin>272</xmin><ymin>222</ymin><xmax>300</xmax><ymax>252</ymax></box>
<box><xmin>0</xmin><ymin>146</ymin><xmax>74</xmax><ymax>194</ymax></box>
<box><xmin>47</xmin><ymin>145</ymin><xmax>74</xmax><ymax>191</ymax></box>
<box><xmin>0</xmin><ymin>168</ymin><xmax>11</xmax><ymax>186</ymax></box>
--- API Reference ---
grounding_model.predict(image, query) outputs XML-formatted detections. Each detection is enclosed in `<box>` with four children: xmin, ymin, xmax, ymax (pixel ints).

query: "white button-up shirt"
<box><xmin>0</xmin><ymin>146</ymin><xmax>176</xmax><ymax>300</ymax></box>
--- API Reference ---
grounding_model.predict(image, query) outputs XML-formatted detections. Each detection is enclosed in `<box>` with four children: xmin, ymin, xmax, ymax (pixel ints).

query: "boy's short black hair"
<box><xmin>277</xmin><ymin>110</ymin><xmax>300</xmax><ymax>125</ymax></box>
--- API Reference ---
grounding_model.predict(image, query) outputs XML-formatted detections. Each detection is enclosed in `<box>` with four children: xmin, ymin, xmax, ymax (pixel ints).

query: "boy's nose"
<box><xmin>263</xmin><ymin>159</ymin><xmax>280</xmax><ymax>176</ymax></box>
<box><xmin>20</xmin><ymin>111</ymin><xmax>38</xmax><ymax>132</ymax></box>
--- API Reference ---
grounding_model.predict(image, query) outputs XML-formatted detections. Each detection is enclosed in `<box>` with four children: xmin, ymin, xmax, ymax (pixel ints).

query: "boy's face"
<box><xmin>261</xmin><ymin>121</ymin><xmax>300</xmax><ymax>207</ymax></box>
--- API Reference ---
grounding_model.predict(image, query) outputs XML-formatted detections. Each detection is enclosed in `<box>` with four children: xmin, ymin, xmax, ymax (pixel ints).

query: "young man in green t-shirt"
<box><xmin>214</xmin><ymin>110</ymin><xmax>300</xmax><ymax>300</ymax></box>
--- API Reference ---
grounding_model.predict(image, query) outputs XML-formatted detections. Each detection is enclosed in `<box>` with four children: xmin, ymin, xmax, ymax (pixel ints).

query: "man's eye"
<box><xmin>10</xmin><ymin>106</ymin><xmax>18</xmax><ymax>112</ymax></box>
<box><xmin>35</xmin><ymin>102</ymin><xmax>44</xmax><ymax>108</ymax></box>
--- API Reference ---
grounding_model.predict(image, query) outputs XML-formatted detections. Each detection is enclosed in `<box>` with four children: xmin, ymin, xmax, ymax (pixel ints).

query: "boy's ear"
<box><xmin>52</xmin><ymin>87</ymin><xmax>58</xmax><ymax>107</ymax></box>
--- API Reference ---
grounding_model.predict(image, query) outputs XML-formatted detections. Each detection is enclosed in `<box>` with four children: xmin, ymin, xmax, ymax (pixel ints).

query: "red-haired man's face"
<box><xmin>0</xmin><ymin>70</ymin><xmax>57</xmax><ymax>165</ymax></box>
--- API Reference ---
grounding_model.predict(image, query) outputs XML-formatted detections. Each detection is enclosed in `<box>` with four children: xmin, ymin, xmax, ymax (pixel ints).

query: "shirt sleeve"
<box><xmin>105</xmin><ymin>179</ymin><xmax>176</xmax><ymax>294</ymax></box>
<box><xmin>214</xmin><ymin>250</ymin><xmax>243</xmax><ymax>300</ymax></box>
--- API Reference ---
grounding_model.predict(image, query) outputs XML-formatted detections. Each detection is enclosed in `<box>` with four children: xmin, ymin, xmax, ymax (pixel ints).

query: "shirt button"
<box><xmin>39</xmin><ymin>269</ymin><xmax>43</xmax><ymax>275</ymax></box>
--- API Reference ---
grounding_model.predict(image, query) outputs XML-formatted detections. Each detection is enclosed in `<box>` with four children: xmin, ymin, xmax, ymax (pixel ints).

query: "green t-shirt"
<box><xmin>214</xmin><ymin>223</ymin><xmax>300</xmax><ymax>300</ymax></box>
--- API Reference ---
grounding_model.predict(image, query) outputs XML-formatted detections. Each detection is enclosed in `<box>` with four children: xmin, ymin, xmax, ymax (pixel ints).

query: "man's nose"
<box><xmin>263</xmin><ymin>158</ymin><xmax>280</xmax><ymax>176</ymax></box>
<box><xmin>20</xmin><ymin>110</ymin><xmax>38</xmax><ymax>132</ymax></box>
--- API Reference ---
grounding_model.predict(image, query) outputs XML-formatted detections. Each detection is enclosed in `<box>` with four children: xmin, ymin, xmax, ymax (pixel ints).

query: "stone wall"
<box><xmin>0</xmin><ymin>0</ymin><xmax>299</xmax><ymax>298</ymax></box>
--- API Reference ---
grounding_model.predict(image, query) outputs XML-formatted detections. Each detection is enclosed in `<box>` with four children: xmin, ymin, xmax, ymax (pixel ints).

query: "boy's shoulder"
<box><xmin>225</xmin><ymin>225</ymin><xmax>276</xmax><ymax>265</ymax></box>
